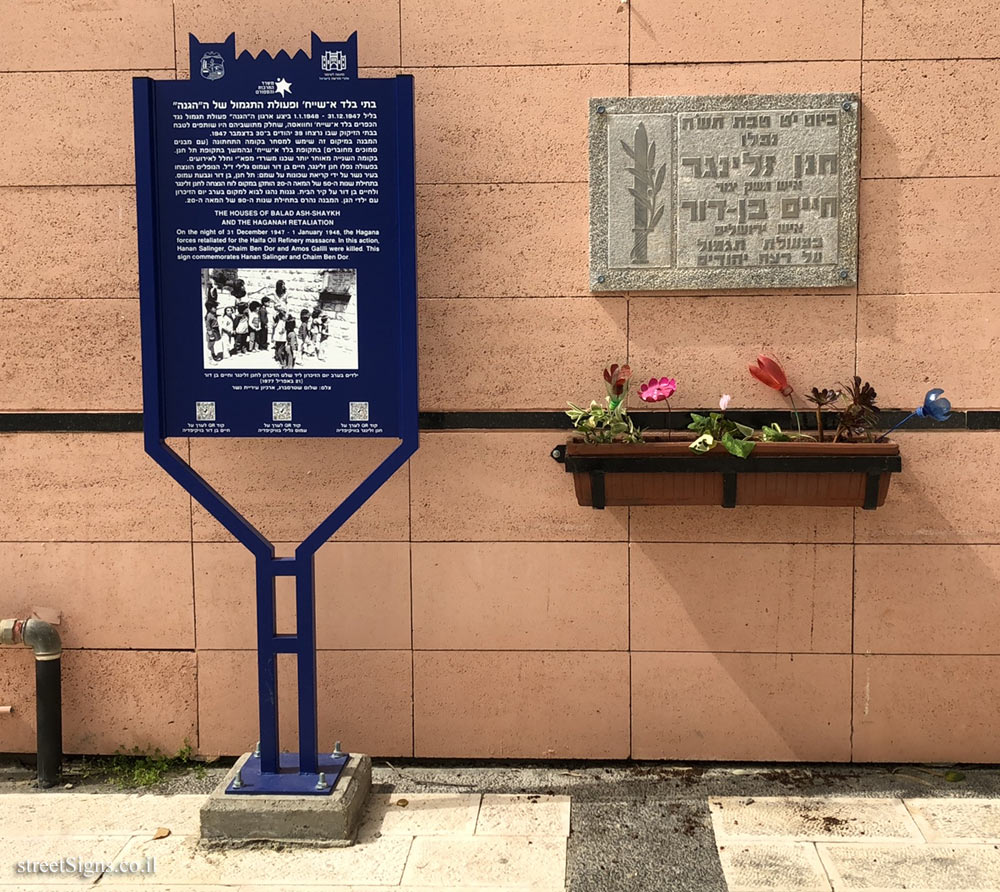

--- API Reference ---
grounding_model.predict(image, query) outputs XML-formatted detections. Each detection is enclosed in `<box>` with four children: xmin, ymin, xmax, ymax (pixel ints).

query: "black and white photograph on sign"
<box><xmin>201</xmin><ymin>267</ymin><xmax>359</xmax><ymax>370</ymax></box>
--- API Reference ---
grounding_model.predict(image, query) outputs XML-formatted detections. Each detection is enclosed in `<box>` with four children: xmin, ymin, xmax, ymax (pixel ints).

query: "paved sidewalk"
<box><xmin>712</xmin><ymin>796</ymin><xmax>1000</xmax><ymax>891</ymax></box>
<box><xmin>5</xmin><ymin>762</ymin><xmax>1000</xmax><ymax>890</ymax></box>
<box><xmin>1</xmin><ymin>791</ymin><xmax>570</xmax><ymax>890</ymax></box>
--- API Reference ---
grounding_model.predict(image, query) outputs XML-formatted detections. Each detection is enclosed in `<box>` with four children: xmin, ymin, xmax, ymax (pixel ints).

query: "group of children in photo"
<box><xmin>204</xmin><ymin>278</ymin><xmax>331</xmax><ymax>368</ymax></box>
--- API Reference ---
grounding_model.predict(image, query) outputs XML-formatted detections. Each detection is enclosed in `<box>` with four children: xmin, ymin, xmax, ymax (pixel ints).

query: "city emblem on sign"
<box><xmin>199</xmin><ymin>51</ymin><xmax>225</xmax><ymax>80</ymax></box>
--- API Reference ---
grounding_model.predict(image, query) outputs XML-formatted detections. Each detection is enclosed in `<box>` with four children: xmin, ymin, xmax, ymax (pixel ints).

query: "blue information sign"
<box><xmin>133</xmin><ymin>34</ymin><xmax>418</xmax><ymax>795</ymax></box>
<box><xmin>135</xmin><ymin>32</ymin><xmax>417</xmax><ymax>440</ymax></box>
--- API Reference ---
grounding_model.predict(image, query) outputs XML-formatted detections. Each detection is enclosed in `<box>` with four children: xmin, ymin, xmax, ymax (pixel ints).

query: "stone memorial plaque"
<box><xmin>589</xmin><ymin>93</ymin><xmax>859</xmax><ymax>291</ymax></box>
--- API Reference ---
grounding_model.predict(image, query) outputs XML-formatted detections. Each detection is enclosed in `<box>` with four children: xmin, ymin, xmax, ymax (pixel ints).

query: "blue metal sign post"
<box><xmin>133</xmin><ymin>34</ymin><xmax>418</xmax><ymax>794</ymax></box>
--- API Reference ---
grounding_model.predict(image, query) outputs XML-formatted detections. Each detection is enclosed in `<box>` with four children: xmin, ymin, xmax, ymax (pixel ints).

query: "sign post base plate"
<box><xmin>201</xmin><ymin>752</ymin><xmax>372</xmax><ymax>845</ymax></box>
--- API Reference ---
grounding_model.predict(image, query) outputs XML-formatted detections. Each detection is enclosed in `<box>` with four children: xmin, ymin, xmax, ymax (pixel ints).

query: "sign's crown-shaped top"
<box><xmin>189</xmin><ymin>32</ymin><xmax>358</xmax><ymax>83</ymax></box>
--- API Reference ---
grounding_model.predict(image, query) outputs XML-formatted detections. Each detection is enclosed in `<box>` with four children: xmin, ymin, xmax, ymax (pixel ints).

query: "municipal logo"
<box><xmin>200</xmin><ymin>51</ymin><xmax>225</xmax><ymax>81</ymax></box>
<box><xmin>321</xmin><ymin>50</ymin><xmax>347</xmax><ymax>74</ymax></box>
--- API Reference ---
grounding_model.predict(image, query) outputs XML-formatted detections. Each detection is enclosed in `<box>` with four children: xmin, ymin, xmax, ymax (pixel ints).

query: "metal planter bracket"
<box><xmin>552</xmin><ymin>442</ymin><xmax>902</xmax><ymax>511</ymax></box>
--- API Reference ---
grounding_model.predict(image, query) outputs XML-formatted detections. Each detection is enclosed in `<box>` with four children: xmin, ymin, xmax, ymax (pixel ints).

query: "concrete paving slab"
<box><xmin>905</xmin><ymin>798</ymin><xmax>1000</xmax><ymax>843</ymax></box>
<box><xmin>817</xmin><ymin>842</ymin><xmax>1000</xmax><ymax>891</ymax></box>
<box><xmin>717</xmin><ymin>842</ymin><xmax>832</xmax><ymax>892</ymax></box>
<box><xmin>232</xmin><ymin>888</ymin><xmax>565</xmax><ymax>892</ymax></box>
<box><xmin>4</xmin><ymin>887</ymin><xmax>94</xmax><ymax>892</ymax></box>
<box><xmin>1</xmin><ymin>837</ymin><xmax>133</xmax><ymax>885</ymax></box>
<box><xmin>4</xmin><ymin>883</ymin><xmax>560</xmax><ymax>891</ymax></box>
<box><xmin>5</xmin><ymin>888</ymin><xmax>557</xmax><ymax>892</ymax></box>
<box><xmin>101</xmin><ymin>832</ymin><xmax>413</xmax><ymax>886</ymax></box>
<box><xmin>359</xmin><ymin>792</ymin><xmax>481</xmax><ymax>838</ymax></box>
<box><xmin>711</xmin><ymin>796</ymin><xmax>924</xmax><ymax>843</ymax></box>
<box><xmin>0</xmin><ymin>794</ymin><xmax>205</xmax><ymax>837</ymax></box>
<box><xmin>401</xmin><ymin>836</ymin><xmax>566</xmax><ymax>888</ymax></box>
<box><xmin>3</xmin><ymin>887</ymin><xmax>114</xmax><ymax>891</ymax></box>
<box><xmin>476</xmin><ymin>794</ymin><xmax>571</xmax><ymax>838</ymax></box>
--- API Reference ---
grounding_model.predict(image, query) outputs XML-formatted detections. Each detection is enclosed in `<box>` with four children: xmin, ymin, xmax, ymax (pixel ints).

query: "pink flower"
<box><xmin>719</xmin><ymin>394</ymin><xmax>731</xmax><ymax>411</ymax></box>
<box><xmin>639</xmin><ymin>376</ymin><xmax>678</xmax><ymax>403</ymax></box>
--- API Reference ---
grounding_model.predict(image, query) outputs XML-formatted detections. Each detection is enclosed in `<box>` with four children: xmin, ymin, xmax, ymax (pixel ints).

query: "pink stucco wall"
<box><xmin>2</xmin><ymin>0</ymin><xmax>999</xmax><ymax>762</ymax></box>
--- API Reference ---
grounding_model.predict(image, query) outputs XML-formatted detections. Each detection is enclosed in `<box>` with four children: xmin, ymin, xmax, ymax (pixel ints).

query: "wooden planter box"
<box><xmin>551</xmin><ymin>438</ymin><xmax>902</xmax><ymax>510</ymax></box>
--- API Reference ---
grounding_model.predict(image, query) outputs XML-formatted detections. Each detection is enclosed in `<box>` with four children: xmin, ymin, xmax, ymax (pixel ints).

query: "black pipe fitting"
<box><xmin>1</xmin><ymin>618</ymin><xmax>62</xmax><ymax>788</ymax></box>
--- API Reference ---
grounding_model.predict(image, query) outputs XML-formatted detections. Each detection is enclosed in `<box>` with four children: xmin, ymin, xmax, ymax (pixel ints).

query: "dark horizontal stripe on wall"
<box><xmin>968</xmin><ymin>411</ymin><xmax>1000</xmax><ymax>430</ymax></box>
<box><xmin>420</xmin><ymin>409</ymin><xmax>971</xmax><ymax>432</ymax></box>
<box><xmin>0</xmin><ymin>409</ymin><xmax>992</xmax><ymax>433</ymax></box>
<box><xmin>0</xmin><ymin>413</ymin><xmax>144</xmax><ymax>433</ymax></box>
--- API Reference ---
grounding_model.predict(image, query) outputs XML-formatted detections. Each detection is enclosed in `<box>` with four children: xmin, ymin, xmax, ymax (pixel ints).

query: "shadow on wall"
<box><xmin>858</xmin><ymin>102</ymin><xmax>905</xmax><ymax>298</ymax></box>
<box><xmin>627</xmin><ymin>431</ymin><xmax>1000</xmax><ymax>764</ymax></box>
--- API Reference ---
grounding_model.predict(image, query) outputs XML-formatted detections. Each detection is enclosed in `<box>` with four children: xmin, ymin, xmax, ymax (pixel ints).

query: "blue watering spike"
<box><xmin>878</xmin><ymin>388</ymin><xmax>951</xmax><ymax>441</ymax></box>
<box><xmin>916</xmin><ymin>388</ymin><xmax>952</xmax><ymax>421</ymax></box>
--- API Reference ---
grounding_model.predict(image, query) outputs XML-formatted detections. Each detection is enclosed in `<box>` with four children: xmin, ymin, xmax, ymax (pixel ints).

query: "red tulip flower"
<box><xmin>603</xmin><ymin>363</ymin><xmax>632</xmax><ymax>399</ymax></box>
<box><xmin>749</xmin><ymin>354</ymin><xmax>803</xmax><ymax>434</ymax></box>
<box><xmin>748</xmin><ymin>356</ymin><xmax>793</xmax><ymax>397</ymax></box>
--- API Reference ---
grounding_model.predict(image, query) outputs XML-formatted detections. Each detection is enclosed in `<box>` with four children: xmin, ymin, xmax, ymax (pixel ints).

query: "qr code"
<box><xmin>195</xmin><ymin>401</ymin><xmax>216</xmax><ymax>422</ymax></box>
<box><xmin>272</xmin><ymin>401</ymin><xmax>293</xmax><ymax>422</ymax></box>
<box><xmin>349</xmin><ymin>401</ymin><xmax>369</xmax><ymax>422</ymax></box>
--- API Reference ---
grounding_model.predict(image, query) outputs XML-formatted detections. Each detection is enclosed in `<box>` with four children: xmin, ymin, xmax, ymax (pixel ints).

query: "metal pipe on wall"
<box><xmin>1</xmin><ymin>618</ymin><xmax>63</xmax><ymax>788</ymax></box>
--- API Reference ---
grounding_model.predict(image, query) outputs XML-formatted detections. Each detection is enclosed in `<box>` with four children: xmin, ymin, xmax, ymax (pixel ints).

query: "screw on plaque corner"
<box><xmin>839</xmin><ymin>269</ymin><xmax>849</xmax><ymax>280</ymax></box>
<box><xmin>597</xmin><ymin>105</ymin><xmax>606</xmax><ymax>115</ymax></box>
<box><xmin>842</xmin><ymin>101</ymin><xmax>853</xmax><ymax>112</ymax></box>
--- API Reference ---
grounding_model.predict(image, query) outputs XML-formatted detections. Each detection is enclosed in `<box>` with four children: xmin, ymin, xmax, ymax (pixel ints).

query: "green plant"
<box><xmin>621</xmin><ymin>123</ymin><xmax>666</xmax><ymax>264</ymax></box>
<box><xmin>834</xmin><ymin>376</ymin><xmax>880</xmax><ymax>442</ymax></box>
<box><xmin>688</xmin><ymin>396</ymin><xmax>755</xmax><ymax>458</ymax></box>
<box><xmin>566</xmin><ymin>363</ymin><xmax>642</xmax><ymax>444</ymax></box>
<box><xmin>760</xmin><ymin>422</ymin><xmax>814</xmax><ymax>442</ymax></box>
<box><xmin>760</xmin><ymin>423</ymin><xmax>789</xmax><ymax>442</ymax></box>
<box><xmin>80</xmin><ymin>742</ymin><xmax>199</xmax><ymax>789</ymax></box>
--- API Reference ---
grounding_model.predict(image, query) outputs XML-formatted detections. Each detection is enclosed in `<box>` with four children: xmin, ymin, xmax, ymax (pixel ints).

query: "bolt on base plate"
<box><xmin>226</xmin><ymin>750</ymin><xmax>350</xmax><ymax>796</ymax></box>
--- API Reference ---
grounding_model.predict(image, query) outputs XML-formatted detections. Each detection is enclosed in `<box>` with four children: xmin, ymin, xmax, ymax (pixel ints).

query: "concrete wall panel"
<box><xmin>0</xmin><ymin>299</ymin><xmax>141</xmax><ymax>411</ymax></box>
<box><xmin>411</xmin><ymin>542</ymin><xmax>629</xmax><ymax>651</ymax></box>
<box><xmin>414</xmin><ymin>651</ymin><xmax>629</xmax><ymax>758</ymax></box>
<box><xmin>630</xmin><ymin>543</ymin><xmax>853</xmax><ymax>653</ymax></box>
<box><xmin>0</xmin><ymin>0</ymin><xmax>175</xmax><ymax>71</ymax></box>
<box><xmin>628</xmin><ymin>0</ymin><xmax>861</xmax><ymax>63</ymax></box>
<box><xmin>401</xmin><ymin>0</ymin><xmax>627</xmax><ymax>67</ymax></box>
<box><xmin>0</xmin><ymin>187</ymin><xmax>138</xmax><ymax>300</ymax></box>
<box><xmin>418</xmin><ymin>297</ymin><xmax>627</xmax><ymax>411</ymax></box>
<box><xmin>0</xmin><ymin>433</ymin><xmax>191</xmax><ymax>542</ymax></box>
<box><xmin>632</xmin><ymin>652</ymin><xmax>852</xmax><ymax>761</ymax></box>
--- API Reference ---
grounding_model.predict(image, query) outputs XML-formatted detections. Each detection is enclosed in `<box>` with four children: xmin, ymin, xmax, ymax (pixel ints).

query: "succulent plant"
<box><xmin>834</xmin><ymin>376</ymin><xmax>880</xmax><ymax>442</ymax></box>
<box><xmin>804</xmin><ymin>387</ymin><xmax>841</xmax><ymax>441</ymax></box>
